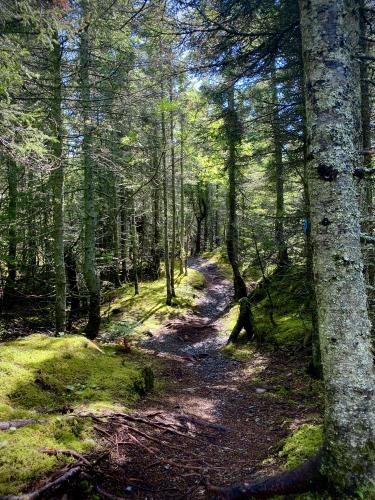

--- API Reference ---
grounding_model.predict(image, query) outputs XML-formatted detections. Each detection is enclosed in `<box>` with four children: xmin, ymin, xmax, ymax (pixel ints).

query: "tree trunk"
<box><xmin>131</xmin><ymin>191</ymin><xmax>139</xmax><ymax>295</ymax></box>
<box><xmin>300</xmin><ymin>0</ymin><xmax>375</xmax><ymax>493</ymax></box>
<box><xmin>4</xmin><ymin>159</ymin><xmax>18</xmax><ymax>307</ymax></box>
<box><xmin>179</xmin><ymin>114</ymin><xmax>185</xmax><ymax>275</ymax></box>
<box><xmin>169</xmin><ymin>84</ymin><xmax>176</xmax><ymax>297</ymax></box>
<box><xmin>50</xmin><ymin>31</ymin><xmax>66</xmax><ymax>334</ymax></box>
<box><xmin>65</xmin><ymin>249</ymin><xmax>80</xmax><ymax>330</ymax></box>
<box><xmin>79</xmin><ymin>0</ymin><xmax>101</xmax><ymax>339</ymax></box>
<box><xmin>161</xmin><ymin>86</ymin><xmax>172</xmax><ymax>306</ymax></box>
<box><xmin>151</xmin><ymin>143</ymin><xmax>161</xmax><ymax>279</ymax></box>
<box><xmin>120</xmin><ymin>186</ymin><xmax>129</xmax><ymax>282</ymax></box>
<box><xmin>224</xmin><ymin>87</ymin><xmax>247</xmax><ymax>300</ymax></box>
<box><xmin>270</xmin><ymin>65</ymin><xmax>289</xmax><ymax>269</ymax></box>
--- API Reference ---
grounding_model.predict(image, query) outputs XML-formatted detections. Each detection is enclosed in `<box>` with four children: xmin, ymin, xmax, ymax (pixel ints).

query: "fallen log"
<box><xmin>207</xmin><ymin>452</ymin><xmax>324</xmax><ymax>499</ymax></box>
<box><xmin>0</xmin><ymin>419</ymin><xmax>46</xmax><ymax>431</ymax></box>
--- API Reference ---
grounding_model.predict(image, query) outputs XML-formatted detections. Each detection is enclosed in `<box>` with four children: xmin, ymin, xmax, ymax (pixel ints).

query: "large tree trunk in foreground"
<box><xmin>300</xmin><ymin>0</ymin><xmax>375</xmax><ymax>493</ymax></box>
<box><xmin>79</xmin><ymin>0</ymin><xmax>101</xmax><ymax>339</ymax></box>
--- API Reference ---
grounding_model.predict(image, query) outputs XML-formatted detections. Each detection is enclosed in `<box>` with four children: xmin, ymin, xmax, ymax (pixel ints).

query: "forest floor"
<box><xmin>94</xmin><ymin>258</ymin><xmax>323</xmax><ymax>499</ymax></box>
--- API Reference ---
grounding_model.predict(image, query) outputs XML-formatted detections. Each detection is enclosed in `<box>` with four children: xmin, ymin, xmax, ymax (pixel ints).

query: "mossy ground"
<box><xmin>0</xmin><ymin>334</ymin><xmax>151</xmax><ymax>495</ymax></box>
<box><xmin>220</xmin><ymin>265</ymin><xmax>311</xmax><ymax>356</ymax></box>
<box><xmin>0</xmin><ymin>269</ymin><xmax>205</xmax><ymax>495</ymax></box>
<box><xmin>101</xmin><ymin>268</ymin><xmax>205</xmax><ymax>341</ymax></box>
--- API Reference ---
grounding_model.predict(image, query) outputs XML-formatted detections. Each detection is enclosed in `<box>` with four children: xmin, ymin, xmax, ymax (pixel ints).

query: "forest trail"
<box><xmin>98</xmin><ymin>258</ymin><xmax>320</xmax><ymax>499</ymax></box>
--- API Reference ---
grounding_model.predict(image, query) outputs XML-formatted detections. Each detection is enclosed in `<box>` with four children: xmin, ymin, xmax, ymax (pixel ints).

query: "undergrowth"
<box><xmin>101</xmin><ymin>268</ymin><xmax>206</xmax><ymax>341</ymax></box>
<box><xmin>0</xmin><ymin>269</ymin><xmax>205</xmax><ymax>495</ymax></box>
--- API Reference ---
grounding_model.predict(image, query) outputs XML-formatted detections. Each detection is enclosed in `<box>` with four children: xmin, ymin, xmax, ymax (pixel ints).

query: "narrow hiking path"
<box><xmin>98</xmin><ymin>258</ymin><xmax>322</xmax><ymax>499</ymax></box>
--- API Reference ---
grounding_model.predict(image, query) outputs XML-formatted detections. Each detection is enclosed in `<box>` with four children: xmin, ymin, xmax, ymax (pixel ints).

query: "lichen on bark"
<box><xmin>299</xmin><ymin>0</ymin><xmax>375</xmax><ymax>494</ymax></box>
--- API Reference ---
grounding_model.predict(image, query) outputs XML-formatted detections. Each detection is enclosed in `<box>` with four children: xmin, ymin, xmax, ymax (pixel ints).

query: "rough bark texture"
<box><xmin>300</xmin><ymin>0</ymin><xmax>375</xmax><ymax>493</ymax></box>
<box><xmin>50</xmin><ymin>31</ymin><xmax>66</xmax><ymax>334</ymax></box>
<box><xmin>80</xmin><ymin>0</ymin><xmax>101</xmax><ymax>339</ymax></box>
<box><xmin>224</xmin><ymin>87</ymin><xmax>247</xmax><ymax>300</ymax></box>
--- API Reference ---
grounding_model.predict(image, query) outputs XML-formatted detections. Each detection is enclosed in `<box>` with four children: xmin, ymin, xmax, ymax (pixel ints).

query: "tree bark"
<box><xmin>161</xmin><ymin>85</ymin><xmax>172</xmax><ymax>306</ymax></box>
<box><xmin>50</xmin><ymin>30</ymin><xmax>66</xmax><ymax>334</ymax></box>
<box><xmin>169</xmin><ymin>84</ymin><xmax>176</xmax><ymax>297</ymax></box>
<box><xmin>224</xmin><ymin>87</ymin><xmax>247</xmax><ymax>300</ymax></box>
<box><xmin>300</xmin><ymin>0</ymin><xmax>375</xmax><ymax>493</ymax></box>
<box><xmin>131</xmin><ymin>190</ymin><xmax>139</xmax><ymax>295</ymax></box>
<box><xmin>179</xmin><ymin>114</ymin><xmax>186</xmax><ymax>275</ymax></box>
<box><xmin>79</xmin><ymin>0</ymin><xmax>101</xmax><ymax>339</ymax></box>
<box><xmin>270</xmin><ymin>65</ymin><xmax>289</xmax><ymax>269</ymax></box>
<box><xmin>4</xmin><ymin>159</ymin><xmax>18</xmax><ymax>307</ymax></box>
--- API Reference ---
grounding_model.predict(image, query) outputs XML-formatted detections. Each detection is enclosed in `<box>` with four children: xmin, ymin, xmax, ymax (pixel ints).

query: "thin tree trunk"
<box><xmin>79</xmin><ymin>0</ymin><xmax>100</xmax><ymax>339</ymax></box>
<box><xmin>161</xmin><ymin>85</ymin><xmax>172</xmax><ymax>306</ymax></box>
<box><xmin>4</xmin><ymin>159</ymin><xmax>18</xmax><ymax>307</ymax></box>
<box><xmin>120</xmin><ymin>187</ymin><xmax>129</xmax><ymax>282</ymax></box>
<box><xmin>169</xmin><ymin>84</ymin><xmax>176</xmax><ymax>296</ymax></box>
<box><xmin>151</xmin><ymin>143</ymin><xmax>161</xmax><ymax>279</ymax></box>
<box><xmin>50</xmin><ymin>31</ymin><xmax>66</xmax><ymax>334</ymax></box>
<box><xmin>179</xmin><ymin>114</ymin><xmax>185</xmax><ymax>275</ymax></box>
<box><xmin>131</xmin><ymin>191</ymin><xmax>139</xmax><ymax>295</ymax></box>
<box><xmin>225</xmin><ymin>87</ymin><xmax>247</xmax><ymax>300</ymax></box>
<box><xmin>270</xmin><ymin>65</ymin><xmax>289</xmax><ymax>269</ymax></box>
<box><xmin>300</xmin><ymin>0</ymin><xmax>375</xmax><ymax>493</ymax></box>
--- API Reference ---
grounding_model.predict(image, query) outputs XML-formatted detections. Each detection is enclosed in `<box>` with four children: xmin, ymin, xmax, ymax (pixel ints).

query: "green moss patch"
<box><xmin>250</xmin><ymin>266</ymin><xmax>311</xmax><ymax>346</ymax></box>
<box><xmin>102</xmin><ymin>268</ymin><xmax>205</xmax><ymax>340</ymax></box>
<box><xmin>280</xmin><ymin>424</ymin><xmax>323</xmax><ymax>470</ymax></box>
<box><xmin>0</xmin><ymin>334</ymin><xmax>147</xmax><ymax>495</ymax></box>
<box><xmin>221</xmin><ymin>266</ymin><xmax>311</xmax><ymax>350</ymax></box>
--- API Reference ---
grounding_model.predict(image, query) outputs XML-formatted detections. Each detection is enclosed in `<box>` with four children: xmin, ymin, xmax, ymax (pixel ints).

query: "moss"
<box><xmin>280</xmin><ymin>424</ymin><xmax>323</xmax><ymax>470</ymax></box>
<box><xmin>0</xmin><ymin>419</ymin><xmax>94</xmax><ymax>495</ymax></box>
<box><xmin>102</xmin><ymin>269</ymin><xmax>205</xmax><ymax>340</ymax></box>
<box><xmin>220</xmin><ymin>266</ymin><xmax>312</xmax><ymax>352</ymax></box>
<box><xmin>0</xmin><ymin>334</ymin><xmax>146</xmax><ymax>495</ymax></box>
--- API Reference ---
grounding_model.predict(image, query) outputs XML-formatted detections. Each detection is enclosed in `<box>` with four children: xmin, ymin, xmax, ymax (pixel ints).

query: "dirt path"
<box><xmin>98</xmin><ymin>258</ymin><xmax>322</xmax><ymax>499</ymax></box>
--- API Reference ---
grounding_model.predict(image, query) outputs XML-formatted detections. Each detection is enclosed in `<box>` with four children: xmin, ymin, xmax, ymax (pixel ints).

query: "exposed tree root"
<box><xmin>207</xmin><ymin>452</ymin><xmax>324</xmax><ymax>499</ymax></box>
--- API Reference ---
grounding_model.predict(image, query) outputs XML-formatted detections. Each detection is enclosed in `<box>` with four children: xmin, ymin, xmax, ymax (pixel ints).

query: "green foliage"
<box><xmin>279</xmin><ymin>424</ymin><xmax>323</xmax><ymax>470</ymax></box>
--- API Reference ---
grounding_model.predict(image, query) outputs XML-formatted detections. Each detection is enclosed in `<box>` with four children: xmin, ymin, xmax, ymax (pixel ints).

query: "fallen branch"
<box><xmin>40</xmin><ymin>448</ymin><xmax>90</xmax><ymax>465</ymax></box>
<box><xmin>206</xmin><ymin>452</ymin><xmax>324</xmax><ymax>499</ymax></box>
<box><xmin>2</xmin><ymin>466</ymin><xmax>81</xmax><ymax>500</ymax></box>
<box><xmin>0</xmin><ymin>418</ymin><xmax>46</xmax><ymax>431</ymax></box>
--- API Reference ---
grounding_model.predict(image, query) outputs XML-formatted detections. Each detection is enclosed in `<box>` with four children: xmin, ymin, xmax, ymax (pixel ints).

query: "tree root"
<box><xmin>206</xmin><ymin>452</ymin><xmax>324</xmax><ymax>499</ymax></box>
